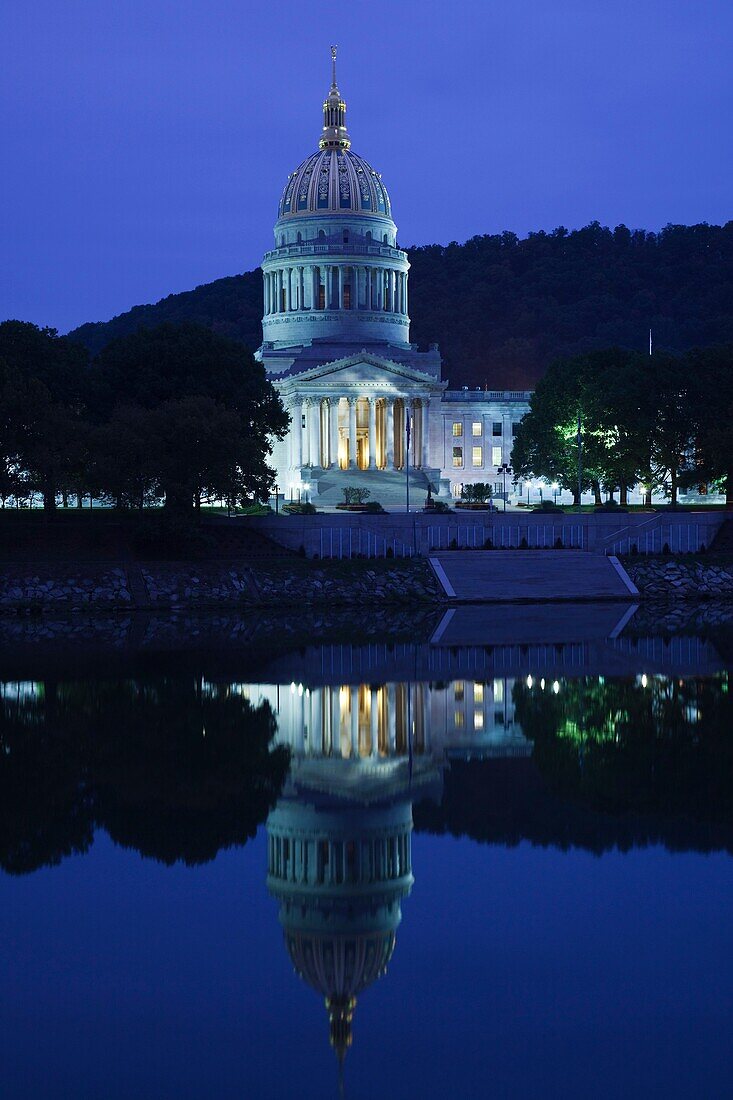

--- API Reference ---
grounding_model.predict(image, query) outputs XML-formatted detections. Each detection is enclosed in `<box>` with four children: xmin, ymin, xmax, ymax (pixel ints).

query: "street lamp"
<box><xmin>405</xmin><ymin>412</ymin><xmax>413</xmax><ymax>514</ymax></box>
<box><xmin>498</xmin><ymin>463</ymin><xmax>512</xmax><ymax>512</ymax></box>
<box><xmin>552</xmin><ymin>482</ymin><xmax>559</xmax><ymax>505</ymax></box>
<box><xmin>273</xmin><ymin>482</ymin><xmax>280</xmax><ymax>515</ymax></box>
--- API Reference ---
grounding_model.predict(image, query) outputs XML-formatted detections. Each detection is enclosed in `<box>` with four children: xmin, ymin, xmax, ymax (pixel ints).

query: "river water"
<box><xmin>1</xmin><ymin>604</ymin><xmax>731</xmax><ymax>1098</ymax></box>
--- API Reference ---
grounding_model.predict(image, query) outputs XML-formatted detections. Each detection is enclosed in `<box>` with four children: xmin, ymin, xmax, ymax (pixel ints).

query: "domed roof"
<box><xmin>277</xmin><ymin>46</ymin><xmax>392</xmax><ymax>222</ymax></box>
<box><xmin>286</xmin><ymin>930</ymin><xmax>395</xmax><ymax>1000</ymax></box>
<box><xmin>278</xmin><ymin>147</ymin><xmax>392</xmax><ymax>220</ymax></box>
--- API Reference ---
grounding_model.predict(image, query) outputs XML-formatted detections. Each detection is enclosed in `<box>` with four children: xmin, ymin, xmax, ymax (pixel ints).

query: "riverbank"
<box><xmin>1</xmin><ymin>551</ymin><xmax>733</xmax><ymax>612</ymax></box>
<box><xmin>0</xmin><ymin>557</ymin><xmax>442</xmax><ymax>611</ymax></box>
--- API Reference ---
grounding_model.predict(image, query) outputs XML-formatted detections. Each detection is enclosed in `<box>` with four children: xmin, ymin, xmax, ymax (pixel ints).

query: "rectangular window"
<box><xmin>495</xmin><ymin>481</ymin><xmax>502</xmax><ymax>494</ymax></box>
<box><xmin>511</xmin><ymin>421</ymin><xmax>518</xmax><ymax>435</ymax></box>
<box><xmin>473</xmin><ymin>683</ymin><xmax>484</xmax><ymax>703</ymax></box>
<box><xmin>473</xmin><ymin>711</ymin><xmax>484</xmax><ymax>731</ymax></box>
<box><xmin>472</xmin><ymin>446</ymin><xmax>482</xmax><ymax>467</ymax></box>
<box><xmin>472</xmin><ymin>421</ymin><xmax>482</xmax><ymax>437</ymax></box>
<box><xmin>492</xmin><ymin>446</ymin><xmax>503</xmax><ymax>467</ymax></box>
<box><xmin>452</xmin><ymin>446</ymin><xmax>463</xmax><ymax>468</ymax></box>
<box><xmin>493</xmin><ymin>679</ymin><xmax>504</xmax><ymax>703</ymax></box>
<box><xmin>492</xmin><ymin>422</ymin><xmax>502</xmax><ymax>436</ymax></box>
<box><xmin>452</xmin><ymin>422</ymin><xmax>463</xmax><ymax>437</ymax></box>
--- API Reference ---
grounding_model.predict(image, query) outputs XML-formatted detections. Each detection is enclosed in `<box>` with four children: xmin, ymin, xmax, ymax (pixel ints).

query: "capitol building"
<box><xmin>257</xmin><ymin>50</ymin><xmax>531</xmax><ymax>506</ymax></box>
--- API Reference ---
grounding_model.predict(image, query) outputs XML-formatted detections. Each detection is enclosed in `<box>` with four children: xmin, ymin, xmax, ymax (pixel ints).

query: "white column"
<box><xmin>370</xmin><ymin>689</ymin><xmax>379</xmax><ymax>758</ymax></box>
<box><xmin>338</xmin><ymin>266</ymin><xmax>344</xmax><ymax>310</ymax></box>
<box><xmin>422</xmin><ymin>399</ymin><xmax>430</xmax><ymax>468</ymax></box>
<box><xmin>348</xmin><ymin>396</ymin><xmax>357</xmax><ymax>469</ymax></box>
<box><xmin>299</xmin><ymin>267</ymin><xmax>305</xmax><ymax>311</ymax></box>
<box><xmin>368</xmin><ymin>397</ymin><xmax>377</xmax><ymax>469</ymax></box>
<box><xmin>310</xmin><ymin>398</ymin><xmax>321</xmax><ymax>467</ymax></box>
<box><xmin>350</xmin><ymin>687</ymin><xmax>359</xmax><ymax>757</ymax></box>
<box><xmin>291</xmin><ymin>402</ymin><xmax>302</xmax><ymax>469</ymax></box>
<box><xmin>403</xmin><ymin>271</ymin><xmax>408</xmax><ymax>316</ymax></box>
<box><xmin>385</xmin><ymin>398</ymin><xmax>395</xmax><ymax>470</ymax></box>
<box><xmin>387</xmin><ymin>684</ymin><xmax>396</xmax><ymax>753</ymax></box>
<box><xmin>310</xmin><ymin>691</ymin><xmax>322</xmax><ymax>756</ymax></box>
<box><xmin>367</xmin><ymin>268</ymin><xmax>373</xmax><ymax>310</ymax></box>
<box><xmin>330</xmin><ymin>397</ymin><xmax>340</xmax><ymax>468</ymax></box>
<box><xmin>263</xmin><ymin>273</ymin><xmax>269</xmax><ymax>315</ymax></box>
<box><xmin>331</xmin><ymin>687</ymin><xmax>340</xmax><ymax>757</ymax></box>
<box><xmin>301</xmin><ymin>399</ymin><xmax>310</xmax><ymax>466</ymax></box>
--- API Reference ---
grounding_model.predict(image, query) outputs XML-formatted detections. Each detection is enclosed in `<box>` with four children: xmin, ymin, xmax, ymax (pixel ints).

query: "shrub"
<box><xmin>343</xmin><ymin>486</ymin><xmax>370</xmax><ymax>505</ymax></box>
<box><xmin>532</xmin><ymin>500</ymin><xmax>564</xmax><ymax>513</ymax></box>
<box><xmin>363</xmin><ymin>501</ymin><xmax>386</xmax><ymax>513</ymax></box>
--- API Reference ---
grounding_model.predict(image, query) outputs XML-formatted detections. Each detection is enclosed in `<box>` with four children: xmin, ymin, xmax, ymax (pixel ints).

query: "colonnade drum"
<box><xmin>288</xmin><ymin>394</ymin><xmax>430</xmax><ymax>471</ymax></box>
<box><xmin>267</xmin><ymin>822</ymin><xmax>411</xmax><ymax>890</ymax></box>
<box><xmin>263</xmin><ymin>261</ymin><xmax>408</xmax><ymax>318</ymax></box>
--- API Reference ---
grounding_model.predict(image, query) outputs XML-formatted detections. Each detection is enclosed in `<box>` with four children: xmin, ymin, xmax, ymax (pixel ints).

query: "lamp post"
<box><xmin>576</xmin><ymin>412</ymin><xmax>583</xmax><ymax>512</ymax></box>
<box><xmin>552</xmin><ymin>482</ymin><xmax>559</xmax><ymax>505</ymax></box>
<box><xmin>405</xmin><ymin>411</ymin><xmax>412</xmax><ymax>514</ymax></box>
<box><xmin>498</xmin><ymin>463</ymin><xmax>512</xmax><ymax>512</ymax></box>
<box><xmin>273</xmin><ymin>482</ymin><xmax>279</xmax><ymax>515</ymax></box>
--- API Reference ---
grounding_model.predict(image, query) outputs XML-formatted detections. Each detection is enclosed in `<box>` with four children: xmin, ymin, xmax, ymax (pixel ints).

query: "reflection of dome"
<box><xmin>267</xmin><ymin>796</ymin><xmax>413</xmax><ymax>1065</ymax></box>
<box><xmin>278</xmin><ymin>148</ymin><xmax>392</xmax><ymax>221</ymax></box>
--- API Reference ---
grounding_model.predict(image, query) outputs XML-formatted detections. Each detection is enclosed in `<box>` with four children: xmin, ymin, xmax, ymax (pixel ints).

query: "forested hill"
<box><xmin>70</xmin><ymin>221</ymin><xmax>733</xmax><ymax>389</ymax></box>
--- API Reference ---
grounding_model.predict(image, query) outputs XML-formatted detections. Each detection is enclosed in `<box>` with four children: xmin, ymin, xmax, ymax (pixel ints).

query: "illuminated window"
<box><xmin>472</xmin><ymin>446</ymin><xmax>482</xmax><ymax>467</ymax></box>
<box><xmin>473</xmin><ymin>711</ymin><xmax>484</xmax><ymax>731</ymax></box>
<box><xmin>454</xmin><ymin>681</ymin><xmax>465</xmax><ymax>701</ymax></box>
<box><xmin>492</xmin><ymin>422</ymin><xmax>502</xmax><ymax>436</ymax></box>
<box><xmin>492</xmin><ymin>446</ymin><xmax>502</xmax><ymax>466</ymax></box>
<box><xmin>453</xmin><ymin>446</ymin><xmax>463</xmax><ymax>468</ymax></box>
<box><xmin>454</xmin><ymin>710</ymin><xmax>465</xmax><ymax>728</ymax></box>
<box><xmin>472</xmin><ymin>421</ymin><xmax>482</xmax><ymax>437</ymax></box>
<box><xmin>452</xmin><ymin>422</ymin><xmax>463</xmax><ymax>437</ymax></box>
<box><xmin>493</xmin><ymin>679</ymin><xmax>504</xmax><ymax>703</ymax></box>
<box><xmin>473</xmin><ymin>683</ymin><xmax>484</xmax><ymax>703</ymax></box>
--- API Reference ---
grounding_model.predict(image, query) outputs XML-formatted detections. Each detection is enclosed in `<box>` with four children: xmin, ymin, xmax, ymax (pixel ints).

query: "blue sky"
<box><xmin>2</xmin><ymin>0</ymin><xmax>731</xmax><ymax>332</ymax></box>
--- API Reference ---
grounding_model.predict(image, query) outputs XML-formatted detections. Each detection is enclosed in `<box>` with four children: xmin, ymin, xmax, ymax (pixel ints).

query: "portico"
<box><xmin>269</xmin><ymin>349</ymin><xmax>447</xmax><ymax>502</ymax></box>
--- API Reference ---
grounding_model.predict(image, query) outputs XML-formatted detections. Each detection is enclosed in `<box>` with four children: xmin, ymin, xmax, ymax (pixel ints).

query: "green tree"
<box><xmin>90</xmin><ymin>323</ymin><xmax>288</xmax><ymax>512</ymax></box>
<box><xmin>687</xmin><ymin>344</ymin><xmax>733</xmax><ymax>505</ymax></box>
<box><xmin>0</xmin><ymin>321</ymin><xmax>90</xmax><ymax>510</ymax></box>
<box><xmin>648</xmin><ymin>351</ymin><xmax>695</xmax><ymax>504</ymax></box>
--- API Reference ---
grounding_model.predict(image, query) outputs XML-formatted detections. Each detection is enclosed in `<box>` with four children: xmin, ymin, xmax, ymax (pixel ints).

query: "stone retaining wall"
<box><xmin>0</xmin><ymin>560</ymin><xmax>441</xmax><ymax>610</ymax></box>
<box><xmin>625</xmin><ymin>558</ymin><xmax>733</xmax><ymax>598</ymax></box>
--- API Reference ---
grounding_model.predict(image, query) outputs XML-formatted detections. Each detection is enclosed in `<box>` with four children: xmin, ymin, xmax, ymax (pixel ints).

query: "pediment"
<box><xmin>276</xmin><ymin>350</ymin><xmax>443</xmax><ymax>391</ymax></box>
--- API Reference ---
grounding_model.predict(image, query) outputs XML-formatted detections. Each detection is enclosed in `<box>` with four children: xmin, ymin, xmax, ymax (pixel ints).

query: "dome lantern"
<box><xmin>320</xmin><ymin>45</ymin><xmax>351</xmax><ymax>150</ymax></box>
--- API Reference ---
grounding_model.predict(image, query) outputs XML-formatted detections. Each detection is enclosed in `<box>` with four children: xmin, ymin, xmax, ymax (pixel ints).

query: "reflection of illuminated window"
<box><xmin>454</xmin><ymin>681</ymin><xmax>464</xmax><ymax>701</ymax></box>
<box><xmin>454</xmin><ymin>710</ymin><xmax>464</xmax><ymax>728</ymax></box>
<box><xmin>473</xmin><ymin>683</ymin><xmax>484</xmax><ymax>703</ymax></box>
<box><xmin>493</xmin><ymin>679</ymin><xmax>504</xmax><ymax>703</ymax></box>
<box><xmin>474</xmin><ymin>710</ymin><xmax>484</xmax><ymax>730</ymax></box>
<box><xmin>494</xmin><ymin>709</ymin><xmax>505</xmax><ymax>725</ymax></box>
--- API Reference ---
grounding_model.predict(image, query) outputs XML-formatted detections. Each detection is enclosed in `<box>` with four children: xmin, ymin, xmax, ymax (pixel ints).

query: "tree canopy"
<box><xmin>0</xmin><ymin>320</ymin><xmax>288</xmax><ymax>512</ymax></box>
<box><xmin>511</xmin><ymin>344</ymin><xmax>733</xmax><ymax>503</ymax></box>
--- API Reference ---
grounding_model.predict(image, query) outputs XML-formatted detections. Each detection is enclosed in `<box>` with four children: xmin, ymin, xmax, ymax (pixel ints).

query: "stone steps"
<box><xmin>311</xmin><ymin>466</ymin><xmax>438</xmax><ymax>506</ymax></box>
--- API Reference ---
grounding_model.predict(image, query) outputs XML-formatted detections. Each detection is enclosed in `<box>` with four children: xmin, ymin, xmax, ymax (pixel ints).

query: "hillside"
<box><xmin>70</xmin><ymin>221</ymin><xmax>733</xmax><ymax>389</ymax></box>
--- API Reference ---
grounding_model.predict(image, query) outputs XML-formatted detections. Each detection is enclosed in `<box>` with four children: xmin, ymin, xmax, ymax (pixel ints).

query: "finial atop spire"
<box><xmin>320</xmin><ymin>46</ymin><xmax>350</xmax><ymax>149</ymax></box>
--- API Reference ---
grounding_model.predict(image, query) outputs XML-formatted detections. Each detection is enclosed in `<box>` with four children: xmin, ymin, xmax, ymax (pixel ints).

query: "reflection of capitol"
<box><xmin>239</xmin><ymin>676</ymin><xmax>531</xmax><ymax>1073</ymax></box>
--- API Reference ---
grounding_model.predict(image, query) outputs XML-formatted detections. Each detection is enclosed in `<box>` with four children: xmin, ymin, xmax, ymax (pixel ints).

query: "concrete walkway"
<box><xmin>429</xmin><ymin>550</ymin><xmax>638</xmax><ymax>603</ymax></box>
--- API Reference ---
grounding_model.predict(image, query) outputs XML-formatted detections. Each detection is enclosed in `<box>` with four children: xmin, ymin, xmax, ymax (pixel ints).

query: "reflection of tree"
<box><xmin>0</xmin><ymin>680</ymin><xmax>289</xmax><ymax>875</ymax></box>
<box><xmin>415</xmin><ymin>674</ymin><xmax>733</xmax><ymax>854</ymax></box>
<box><xmin>514</xmin><ymin>675</ymin><xmax>733</xmax><ymax>827</ymax></box>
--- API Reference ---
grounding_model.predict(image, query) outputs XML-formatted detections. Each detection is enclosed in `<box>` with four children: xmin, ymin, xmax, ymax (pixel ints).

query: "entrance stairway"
<box><xmin>309</xmin><ymin>466</ymin><xmax>444</xmax><ymax>508</ymax></box>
